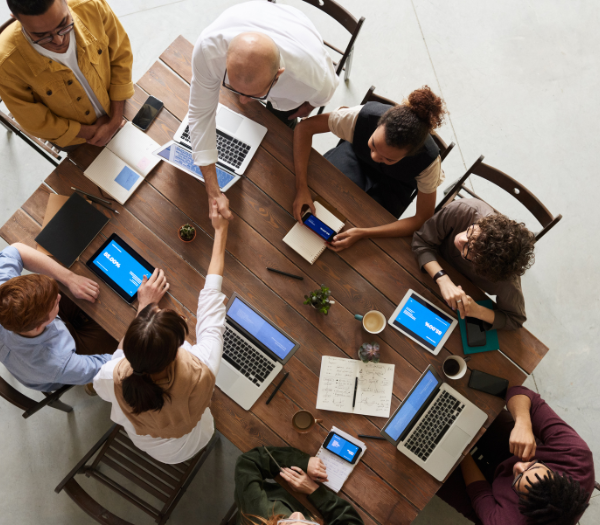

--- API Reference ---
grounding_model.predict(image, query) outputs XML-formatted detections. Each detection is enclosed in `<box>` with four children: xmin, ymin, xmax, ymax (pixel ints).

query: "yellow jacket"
<box><xmin>0</xmin><ymin>0</ymin><xmax>134</xmax><ymax>147</ymax></box>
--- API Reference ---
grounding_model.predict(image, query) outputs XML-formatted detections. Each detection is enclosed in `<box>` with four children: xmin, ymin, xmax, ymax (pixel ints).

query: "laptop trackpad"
<box><xmin>441</xmin><ymin>427</ymin><xmax>470</xmax><ymax>456</ymax></box>
<box><xmin>216</xmin><ymin>363</ymin><xmax>242</xmax><ymax>390</ymax></box>
<box><xmin>217</xmin><ymin>109</ymin><xmax>243</xmax><ymax>134</ymax></box>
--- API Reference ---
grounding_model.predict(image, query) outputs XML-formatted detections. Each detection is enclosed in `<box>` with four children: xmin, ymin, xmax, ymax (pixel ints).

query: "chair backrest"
<box><xmin>436</xmin><ymin>155</ymin><xmax>562</xmax><ymax>242</ymax></box>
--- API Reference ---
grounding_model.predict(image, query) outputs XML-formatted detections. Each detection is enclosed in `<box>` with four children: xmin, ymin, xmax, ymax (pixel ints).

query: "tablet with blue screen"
<box><xmin>388</xmin><ymin>289</ymin><xmax>457</xmax><ymax>355</ymax></box>
<box><xmin>86</xmin><ymin>234</ymin><xmax>154</xmax><ymax>304</ymax></box>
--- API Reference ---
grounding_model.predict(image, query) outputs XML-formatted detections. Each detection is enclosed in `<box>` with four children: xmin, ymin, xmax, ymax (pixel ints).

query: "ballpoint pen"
<box><xmin>71</xmin><ymin>187</ymin><xmax>120</xmax><ymax>214</ymax></box>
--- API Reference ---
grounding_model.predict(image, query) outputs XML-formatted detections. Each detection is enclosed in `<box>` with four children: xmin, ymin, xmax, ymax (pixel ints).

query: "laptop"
<box><xmin>380</xmin><ymin>365</ymin><xmax>487</xmax><ymax>481</ymax></box>
<box><xmin>173</xmin><ymin>103</ymin><xmax>267</xmax><ymax>175</ymax></box>
<box><xmin>216</xmin><ymin>293</ymin><xmax>300</xmax><ymax>411</ymax></box>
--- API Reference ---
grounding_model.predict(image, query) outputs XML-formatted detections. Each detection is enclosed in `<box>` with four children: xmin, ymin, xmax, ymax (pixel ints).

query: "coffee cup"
<box><xmin>292</xmin><ymin>410</ymin><xmax>322</xmax><ymax>434</ymax></box>
<box><xmin>442</xmin><ymin>355</ymin><xmax>470</xmax><ymax>380</ymax></box>
<box><xmin>354</xmin><ymin>310</ymin><xmax>386</xmax><ymax>334</ymax></box>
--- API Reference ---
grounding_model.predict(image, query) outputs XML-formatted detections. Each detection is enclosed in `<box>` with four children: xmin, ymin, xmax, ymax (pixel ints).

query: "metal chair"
<box><xmin>436</xmin><ymin>155</ymin><xmax>562</xmax><ymax>242</ymax></box>
<box><xmin>56</xmin><ymin>424</ymin><xmax>220</xmax><ymax>525</ymax></box>
<box><xmin>0</xmin><ymin>375</ymin><xmax>74</xmax><ymax>418</ymax></box>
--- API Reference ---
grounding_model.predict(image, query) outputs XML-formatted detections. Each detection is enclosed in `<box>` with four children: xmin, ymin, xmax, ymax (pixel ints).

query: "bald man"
<box><xmin>189</xmin><ymin>1</ymin><xmax>338</xmax><ymax>220</ymax></box>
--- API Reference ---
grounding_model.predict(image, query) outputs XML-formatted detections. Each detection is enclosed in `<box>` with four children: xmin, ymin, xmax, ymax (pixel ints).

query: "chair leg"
<box><xmin>23</xmin><ymin>384</ymin><xmax>74</xmax><ymax>419</ymax></box>
<box><xmin>219</xmin><ymin>502</ymin><xmax>238</xmax><ymax>525</ymax></box>
<box><xmin>344</xmin><ymin>46</ymin><xmax>354</xmax><ymax>82</ymax></box>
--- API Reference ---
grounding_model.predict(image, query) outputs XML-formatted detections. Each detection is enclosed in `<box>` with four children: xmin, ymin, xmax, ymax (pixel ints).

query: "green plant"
<box><xmin>304</xmin><ymin>284</ymin><xmax>334</xmax><ymax>315</ymax></box>
<box><xmin>358</xmin><ymin>342</ymin><xmax>380</xmax><ymax>363</ymax></box>
<box><xmin>179</xmin><ymin>223</ymin><xmax>196</xmax><ymax>241</ymax></box>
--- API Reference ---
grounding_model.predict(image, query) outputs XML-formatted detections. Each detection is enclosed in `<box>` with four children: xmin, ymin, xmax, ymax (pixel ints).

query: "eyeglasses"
<box><xmin>29</xmin><ymin>16</ymin><xmax>75</xmax><ymax>46</ymax></box>
<box><xmin>512</xmin><ymin>460</ymin><xmax>551</xmax><ymax>494</ymax></box>
<box><xmin>462</xmin><ymin>223</ymin><xmax>477</xmax><ymax>262</ymax></box>
<box><xmin>222</xmin><ymin>69</ymin><xmax>279</xmax><ymax>101</ymax></box>
<box><xmin>277</xmin><ymin>520</ymin><xmax>319</xmax><ymax>525</ymax></box>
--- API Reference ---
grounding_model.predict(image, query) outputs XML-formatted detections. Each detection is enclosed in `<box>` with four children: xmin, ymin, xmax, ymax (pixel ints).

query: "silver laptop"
<box><xmin>216</xmin><ymin>293</ymin><xmax>300</xmax><ymax>411</ymax></box>
<box><xmin>173</xmin><ymin>104</ymin><xmax>267</xmax><ymax>175</ymax></box>
<box><xmin>380</xmin><ymin>365</ymin><xmax>487</xmax><ymax>481</ymax></box>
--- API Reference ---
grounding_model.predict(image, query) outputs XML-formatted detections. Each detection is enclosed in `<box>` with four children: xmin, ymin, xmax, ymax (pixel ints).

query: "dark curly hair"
<box><xmin>518</xmin><ymin>471</ymin><xmax>590</xmax><ymax>525</ymax></box>
<box><xmin>378</xmin><ymin>85</ymin><xmax>447</xmax><ymax>155</ymax></box>
<box><xmin>468</xmin><ymin>214</ymin><xmax>536</xmax><ymax>282</ymax></box>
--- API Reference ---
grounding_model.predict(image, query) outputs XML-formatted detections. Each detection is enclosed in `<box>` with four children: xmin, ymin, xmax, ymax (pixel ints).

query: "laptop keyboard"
<box><xmin>180</xmin><ymin>125</ymin><xmax>251</xmax><ymax>169</ymax></box>
<box><xmin>404</xmin><ymin>390</ymin><xmax>465</xmax><ymax>462</ymax></box>
<box><xmin>222</xmin><ymin>326</ymin><xmax>276</xmax><ymax>386</ymax></box>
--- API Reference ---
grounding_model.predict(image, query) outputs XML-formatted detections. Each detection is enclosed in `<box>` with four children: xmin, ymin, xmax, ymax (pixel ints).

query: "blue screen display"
<box><xmin>325</xmin><ymin>433</ymin><xmax>360</xmax><ymax>462</ymax></box>
<box><xmin>385</xmin><ymin>370</ymin><xmax>439</xmax><ymax>441</ymax></box>
<box><xmin>394</xmin><ymin>295</ymin><xmax>452</xmax><ymax>350</ymax></box>
<box><xmin>303</xmin><ymin>213</ymin><xmax>335</xmax><ymax>241</ymax></box>
<box><xmin>92</xmin><ymin>240</ymin><xmax>151</xmax><ymax>297</ymax></box>
<box><xmin>227</xmin><ymin>298</ymin><xmax>296</xmax><ymax>360</ymax></box>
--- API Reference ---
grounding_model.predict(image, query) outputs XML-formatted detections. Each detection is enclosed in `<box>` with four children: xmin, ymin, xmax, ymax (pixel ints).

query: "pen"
<box><xmin>358</xmin><ymin>435</ymin><xmax>387</xmax><ymax>441</ymax></box>
<box><xmin>71</xmin><ymin>187</ymin><xmax>113</xmax><ymax>205</ymax></box>
<box><xmin>267</xmin><ymin>267</ymin><xmax>304</xmax><ymax>281</ymax></box>
<box><xmin>265</xmin><ymin>371</ymin><xmax>289</xmax><ymax>405</ymax></box>
<box><xmin>263</xmin><ymin>446</ymin><xmax>283</xmax><ymax>472</ymax></box>
<box><xmin>352</xmin><ymin>376</ymin><xmax>358</xmax><ymax>408</ymax></box>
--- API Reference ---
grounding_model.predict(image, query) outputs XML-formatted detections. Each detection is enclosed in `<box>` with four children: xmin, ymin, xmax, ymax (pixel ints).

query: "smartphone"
<box><xmin>132</xmin><ymin>96</ymin><xmax>163</xmax><ymax>131</ymax></box>
<box><xmin>302</xmin><ymin>211</ymin><xmax>335</xmax><ymax>242</ymax></box>
<box><xmin>323</xmin><ymin>432</ymin><xmax>362</xmax><ymax>464</ymax></box>
<box><xmin>466</xmin><ymin>316</ymin><xmax>486</xmax><ymax>347</ymax></box>
<box><xmin>468</xmin><ymin>369</ymin><xmax>509</xmax><ymax>399</ymax></box>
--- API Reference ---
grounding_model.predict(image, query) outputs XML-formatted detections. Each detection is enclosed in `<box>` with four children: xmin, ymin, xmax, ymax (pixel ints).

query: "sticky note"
<box><xmin>114</xmin><ymin>166</ymin><xmax>140</xmax><ymax>191</ymax></box>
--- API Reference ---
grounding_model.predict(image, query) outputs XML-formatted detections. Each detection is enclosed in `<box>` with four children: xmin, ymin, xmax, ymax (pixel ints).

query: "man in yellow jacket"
<box><xmin>0</xmin><ymin>0</ymin><xmax>134</xmax><ymax>149</ymax></box>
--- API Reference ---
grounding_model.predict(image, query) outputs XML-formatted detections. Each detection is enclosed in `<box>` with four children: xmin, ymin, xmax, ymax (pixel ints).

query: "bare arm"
<box><xmin>507</xmin><ymin>394</ymin><xmax>536</xmax><ymax>460</ymax></box>
<box><xmin>200</xmin><ymin>163</ymin><xmax>233</xmax><ymax>223</ymax></box>
<box><xmin>207</xmin><ymin>200</ymin><xmax>229</xmax><ymax>276</ymax></box>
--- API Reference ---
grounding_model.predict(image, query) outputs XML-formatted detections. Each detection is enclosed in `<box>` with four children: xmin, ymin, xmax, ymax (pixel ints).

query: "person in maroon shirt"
<box><xmin>437</xmin><ymin>386</ymin><xmax>594</xmax><ymax>525</ymax></box>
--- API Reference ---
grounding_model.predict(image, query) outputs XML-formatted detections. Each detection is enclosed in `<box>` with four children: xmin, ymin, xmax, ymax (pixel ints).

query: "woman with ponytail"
<box><xmin>93</xmin><ymin>200</ymin><xmax>229</xmax><ymax>464</ymax></box>
<box><xmin>293</xmin><ymin>86</ymin><xmax>448</xmax><ymax>251</ymax></box>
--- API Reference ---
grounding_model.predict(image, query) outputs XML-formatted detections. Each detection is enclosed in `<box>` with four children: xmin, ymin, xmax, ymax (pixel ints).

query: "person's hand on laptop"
<box><xmin>280</xmin><ymin>466</ymin><xmax>319</xmax><ymax>494</ymax></box>
<box><xmin>327</xmin><ymin>228</ymin><xmax>365</xmax><ymax>252</ymax></box>
<box><xmin>137</xmin><ymin>269</ymin><xmax>169</xmax><ymax>312</ymax></box>
<box><xmin>67</xmin><ymin>273</ymin><xmax>100</xmax><ymax>303</ymax></box>
<box><xmin>307</xmin><ymin>457</ymin><xmax>329</xmax><ymax>483</ymax></box>
<box><xmin>293</xmin><ymin>186</ymin><xmax>315</xmax><ymax>223</ymax></box>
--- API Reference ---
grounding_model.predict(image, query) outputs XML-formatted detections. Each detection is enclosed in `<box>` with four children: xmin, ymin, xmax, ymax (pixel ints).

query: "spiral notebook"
<box><xmin>283</xmin><ymin>200</ymin><xmax>345</xmax><ymax>264</ymax></box>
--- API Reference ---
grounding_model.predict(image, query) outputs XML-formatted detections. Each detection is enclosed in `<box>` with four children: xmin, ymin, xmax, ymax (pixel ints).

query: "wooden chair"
<box><xmin>0</xmin><ymin>18</ymin><xmax>62</xmax><ymax>167</ymax></box>
<box><xmin>436</xmin><ymin>155</ymin><xmax>562</xmax><ymax>242</ymax></box>
<box><xmin>56</xmin><ymin>424</ymin><xmax>220</xmax><ymax>525</ymax></box>
<box><xmin>0</xmin><ymin>375</ymin><xmax>74</xmax><ymax>418</ymax></box>
<box><xmin>268</xmin><ymin>0</ymin><xmax>365</xmax><ymax>113</ymax></box>
<box><xmin>360</xmin><ymin>85</ymin><xmax>456</xmax><ymax>162</ymax></box>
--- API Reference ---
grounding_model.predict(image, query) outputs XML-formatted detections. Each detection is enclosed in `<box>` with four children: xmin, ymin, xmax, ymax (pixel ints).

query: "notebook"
<box><xmin>283</xmin><ymin>201</ymin><xmax>345</xmax><ymax>264</ymax></box>
<box><xmin>316</xmin><ymin>427</ymin><xmax>366</xmax><ymax>493</ymax></box>
<box><xmin>84</xmin><ymin>122</ymin><xmax>160</xmax><ymax>204</ymax></box>
<box><xmin>34</xmin><ymin>193</ymin><xmax>110</xmax><ymax>268</ymax></box>
<box><xmin>316</xmin><ymin>356</ymin><xmax>395</xmax><ymax>418</ymax></box>
<box><xmin>458</xmin><ymin>299</ymin><xmax>500</xmax><ymax>354</ymax></box>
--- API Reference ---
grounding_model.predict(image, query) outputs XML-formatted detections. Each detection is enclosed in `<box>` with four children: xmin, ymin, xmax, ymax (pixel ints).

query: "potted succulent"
<box><xmin>358</xmin><ymin>342</ymin><xmax>380</xmax><ymax>363</ymax></box>
<box><xmin>178</xmin><ymin>223</ymin><xmax>196</xmax><ymax>243</ymax></box>
<box><xmin>304</xmin><ymin>284</ymin><xmax>335</xmax><ymax>315</ymax></box>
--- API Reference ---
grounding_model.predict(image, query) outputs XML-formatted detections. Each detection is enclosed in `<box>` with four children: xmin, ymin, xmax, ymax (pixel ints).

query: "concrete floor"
<box><xmin>0</xmin><ymin>0</ymin><xmax>598</xmax><ymax>523</ymax></box>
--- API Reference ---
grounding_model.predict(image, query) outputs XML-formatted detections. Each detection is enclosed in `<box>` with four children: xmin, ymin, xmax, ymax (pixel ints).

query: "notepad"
<box><xmin>316</xmin><ymin>356</ymin><xmax>395</xmax><ymax>418</ymax></box>
<box><xmin>283</xmin><ymin>201</ymin><xmax>345</xmax><ymax>264</ymax></box>
<box><xmin>316</xmin><ymin>427</ymin><xmax>366</xmax><ymax>493</ymax></box>
<box><xmin>84</xmin><ymin>122</ymin><xmax>160</xmax><ymax>204</ymax></box>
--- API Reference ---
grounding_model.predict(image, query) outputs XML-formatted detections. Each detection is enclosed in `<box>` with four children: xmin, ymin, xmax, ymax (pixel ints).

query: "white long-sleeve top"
<box><xmin>94</xmin><ymin>275</ymin><xmax>226</xmax><ymax>464</ymax></box>
<box><xmin>189</xmin><ymin>0</ymin><xmax>339</xmax><ymax>166</ymax></box>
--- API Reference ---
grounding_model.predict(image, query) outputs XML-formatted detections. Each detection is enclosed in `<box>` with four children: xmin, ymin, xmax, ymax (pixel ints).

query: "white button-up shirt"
<box><xmin>189</xmin><ymin>0</ymin><xmax>339</xmax><ymax>166</ymax></box>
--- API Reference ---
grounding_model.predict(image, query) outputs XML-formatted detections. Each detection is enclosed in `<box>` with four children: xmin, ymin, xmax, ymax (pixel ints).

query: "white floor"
<box><xmin>0</xmin><ymin>0</ymin><xmax>598</xmax><ymax>523</ymax></box>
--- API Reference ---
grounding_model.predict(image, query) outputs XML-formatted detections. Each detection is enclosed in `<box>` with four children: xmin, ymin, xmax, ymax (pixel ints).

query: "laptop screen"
<box><xmin>227</xmin><ymin>297</ymin><xmax>296</xmax><ymax>361</ymax></box>
<box><xmin>383</xmin><ymin>370</ymin><xmax>440</xmax><ymax>442</ymax></box>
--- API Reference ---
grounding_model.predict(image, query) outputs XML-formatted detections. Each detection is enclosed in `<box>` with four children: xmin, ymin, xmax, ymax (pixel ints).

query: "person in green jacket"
<box><xmin>235</xmin><ymin>446</ymin><xmax>364</xmax><ymax>525</ymax></box>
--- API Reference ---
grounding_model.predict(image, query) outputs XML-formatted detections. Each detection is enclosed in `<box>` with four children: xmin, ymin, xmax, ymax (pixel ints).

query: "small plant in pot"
<box><xmin>358</xmin><ymin>342</ymin><xmax>380</xmax><ymax>363</ymax></box>
<box><xmin>304</xmin><ymin>284</ymin><xmax>335</xmax><ymax>315</ymax></box>
<box><xmin>178</xmin><ymin>223</ymin><xmax>196</xmax><ymax>243</ymax></box>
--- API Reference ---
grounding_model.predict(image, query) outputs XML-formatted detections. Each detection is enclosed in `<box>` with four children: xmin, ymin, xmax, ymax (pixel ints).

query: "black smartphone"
<box><xmin>302</xmin><ymin>210</ymin><xmax>335</xmax><ymax>242</ymax></box>
<box><xmin>132</xmin><ymin>95</ymin><xmax>163</xmax><ymax>131</ymax></box>
<box><xmin>466</xmin><ymin>316</ymin><xmax>486</xmax><ymax>347</ymax></box>
<box><xmin>323</xmin><ymin>432</ymin><xmax>362</xmax><ymax>464</ymax></box>
<box><xmin>468</xmin><ymin>370</ymin><xmax>509</xmax><ymax>399</ymax></box>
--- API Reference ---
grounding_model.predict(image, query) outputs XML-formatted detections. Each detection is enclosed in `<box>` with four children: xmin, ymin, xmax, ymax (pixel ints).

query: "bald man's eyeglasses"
<box><xmin>222</xmin><ymin>69</ymin><xmax>278</xmax><ymax>101</ymax></box>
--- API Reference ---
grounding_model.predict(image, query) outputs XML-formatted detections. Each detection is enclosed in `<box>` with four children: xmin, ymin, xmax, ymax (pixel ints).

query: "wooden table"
<box><xmin>0</xmin><ymin>36</ymin><xmax>548</xmax><ymax>525</ymax></box>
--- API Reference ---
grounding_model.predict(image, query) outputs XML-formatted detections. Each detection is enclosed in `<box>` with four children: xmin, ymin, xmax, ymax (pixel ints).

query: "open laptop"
<box><xmin>380</xmin><ymin>365</ymin><xmax>487</xmax><ymax>481</ymax></box>
<box><xmin>173</xmin><ymin>103</ymin><xmax>267</xmax><ymax>175</ymax></box>
<box><xmin>216</xmin><ymin>293</ymin><xmax>300</xmax><ymax>411</ymax></box>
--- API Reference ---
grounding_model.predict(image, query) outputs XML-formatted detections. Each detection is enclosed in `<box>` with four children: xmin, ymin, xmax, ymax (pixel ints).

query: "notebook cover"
<box><xmin>458</xmin><ymin>299</ymin><xmax>500</xmax><ymax>354</ymax></box>
<box><xmin>34</xmin><ymin>193</ymin><xmax>110</xmax><ymax>268</ymax></box>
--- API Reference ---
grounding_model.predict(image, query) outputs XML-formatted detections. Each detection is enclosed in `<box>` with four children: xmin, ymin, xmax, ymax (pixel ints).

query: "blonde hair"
<box><xmin>242</xmin><ymin>512</ymin><xmax>323</xmax><ymax>525</ymax></box>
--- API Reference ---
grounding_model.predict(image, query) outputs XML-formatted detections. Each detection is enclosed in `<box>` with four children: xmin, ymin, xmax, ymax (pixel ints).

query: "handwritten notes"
<box><xmin>316</xmin><ymin>356</ymin><xmax>394</xmax><ymax>417</ymax></box>
<box><xmin>316</xmin><ymin>427</ymin><xmax>366</xmax><ymax>493</ymax></box>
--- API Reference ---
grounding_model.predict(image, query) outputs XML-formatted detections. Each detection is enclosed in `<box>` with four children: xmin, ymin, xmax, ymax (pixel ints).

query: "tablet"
<box><xmin>86</xmin><ymin>234</ymin><xmax>154</xmax><ymax>304</ymax></box>
<box><xmin>388</xmin><ymin>289</ymin><xmax>457</xmax><ymax>355</ymax></box>
<box><xmin>153</xmin><ymin>141</ymin><xmax>240</xmax><ymax>192</ymax></box>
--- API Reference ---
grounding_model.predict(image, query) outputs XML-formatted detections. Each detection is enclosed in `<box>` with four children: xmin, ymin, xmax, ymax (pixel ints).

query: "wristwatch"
<box><xmin>432</xmin><ymin>270</ymin><xmax>447</xmax><ymax>283</ymax></box>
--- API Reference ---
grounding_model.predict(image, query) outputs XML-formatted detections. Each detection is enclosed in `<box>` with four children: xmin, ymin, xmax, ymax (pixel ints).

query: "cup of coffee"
<box><xmin>354</xmin><ymin>310</ymin><xmax>386</xmax><ymax>334</ymax></box>
<box><xmin>442</xmin><ymin>355</ymin><xmax>470</xmax><ymax>380</ymax></box>
<box><xmin>292</xmin><ymin>410</ymin><xmax>322</xmax><ymax>433</ymax></box>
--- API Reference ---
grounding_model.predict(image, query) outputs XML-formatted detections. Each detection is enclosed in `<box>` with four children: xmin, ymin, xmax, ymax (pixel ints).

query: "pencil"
<box><xmin>266</xmin><ymin>371</ymin><xmax>289</xmax><ymax>405</ymax></box>
<box><xmin>267</xmin><ymin>267</ymin><xmax>303</xmax><ymax>280</ymax></box>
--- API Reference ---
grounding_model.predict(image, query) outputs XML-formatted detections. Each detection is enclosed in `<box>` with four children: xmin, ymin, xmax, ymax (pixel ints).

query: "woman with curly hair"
<box><xmin>412</xmin><ymin>199</ymin><xmax>536</xmax><ymax>330</ymax></box>
<box><xmin>293</xmin><ymin>86</ymin><xmax>447</xmax><ymax>251</ymax></box>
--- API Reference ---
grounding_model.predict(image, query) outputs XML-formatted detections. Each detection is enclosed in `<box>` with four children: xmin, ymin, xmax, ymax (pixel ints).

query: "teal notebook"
<box><xmin>458</xmin><ymin>299</ymin><xmax>499</xmax><ymax>354</ymax></box>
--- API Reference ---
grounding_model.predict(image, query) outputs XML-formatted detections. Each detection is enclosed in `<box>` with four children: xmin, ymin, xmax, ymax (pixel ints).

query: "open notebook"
<box><xmin>283</xmin><ymin>201</ymin><xmax>345</xmax><ymax>264</ymax></box>
<box><xmin>84</xmin><ymin>122</ymin><xmax>160</xmax><ymax>204</ymax></box>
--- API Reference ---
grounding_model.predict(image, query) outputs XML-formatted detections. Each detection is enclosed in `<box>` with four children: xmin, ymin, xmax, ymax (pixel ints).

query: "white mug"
<box><xmin>442</xmin><ymin>355</ymin><xmax>470</xmax><ymax>380</ymax></box>
<box><xmin>354</xmin><ymin>310</ymin><xmax>386</xmax><ymax>334</ymax></box>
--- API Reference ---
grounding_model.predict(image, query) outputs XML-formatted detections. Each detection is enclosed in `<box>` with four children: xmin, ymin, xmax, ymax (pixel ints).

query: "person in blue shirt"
<box><xmin>0</xmin><ymin>242</ymin><xmax>118</xmax><ymax>392</ymax></box>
